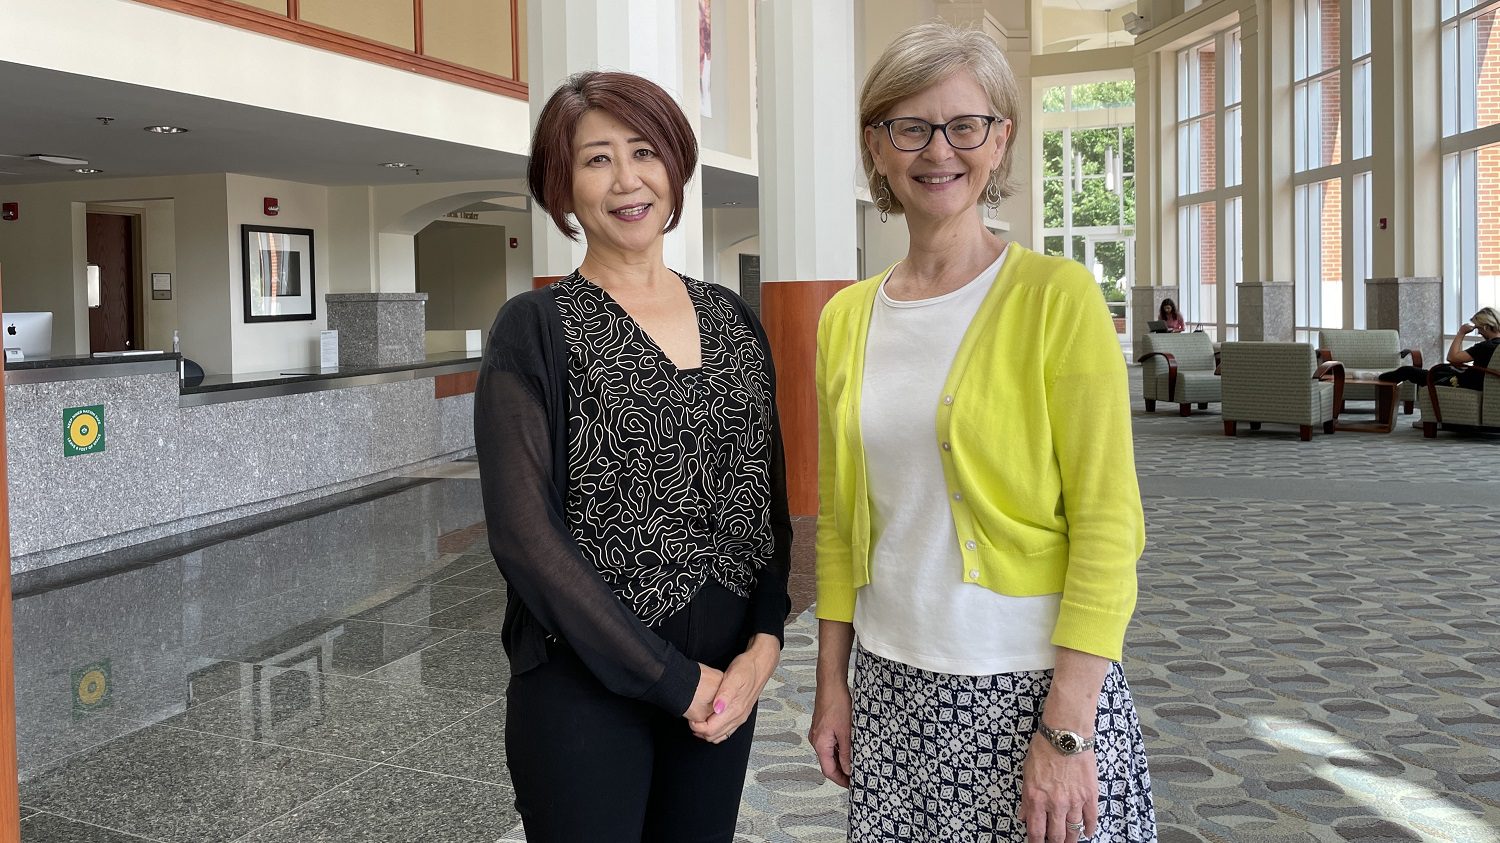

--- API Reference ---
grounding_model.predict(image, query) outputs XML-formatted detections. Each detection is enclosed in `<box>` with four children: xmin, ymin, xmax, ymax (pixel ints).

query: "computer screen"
<box><xmin>2</xmin><ymin>311</ymin><xmax>54</xmax><ymax>359</ymax></box>
<box><xmin>1147</xmin><ymin>320</ymin><xmax>1169</xmax><ymax>333</ymax></box>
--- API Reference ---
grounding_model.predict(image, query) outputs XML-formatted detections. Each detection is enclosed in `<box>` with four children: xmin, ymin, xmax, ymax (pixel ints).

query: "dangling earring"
<box><xmin>985</xmin><ymin>170</ymin><xmax>1003</xmax><ymax>209</ymax></box>
<box><xmin>875</xmin><ymin>175</ymin><xmax>892</xmax><ymax>223</ymax></box>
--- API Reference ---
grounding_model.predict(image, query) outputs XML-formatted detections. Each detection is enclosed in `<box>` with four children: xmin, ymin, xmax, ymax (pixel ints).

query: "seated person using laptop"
<box><xmin>1157</xmin><ymin>298</ymin><xmax>1186</xmax><ymax>332</ymax></box>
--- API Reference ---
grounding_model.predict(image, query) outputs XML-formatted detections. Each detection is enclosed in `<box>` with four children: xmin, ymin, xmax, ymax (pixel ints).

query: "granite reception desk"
<box><xmin>5</xmin><ymin>353</ymin><xmax>480</xmax><ymax>573</ymax></box>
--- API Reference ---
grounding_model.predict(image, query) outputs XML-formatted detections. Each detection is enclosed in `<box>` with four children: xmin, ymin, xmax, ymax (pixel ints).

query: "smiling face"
<box><xmin>865</xmin><ymin>70</ymin><xmax>1010</xmax><ymax>225</ymax></box>
<box><xmin>568</xmin><ymin>109</ymin><xmax>673</xmax><ymax>256</ymax></box>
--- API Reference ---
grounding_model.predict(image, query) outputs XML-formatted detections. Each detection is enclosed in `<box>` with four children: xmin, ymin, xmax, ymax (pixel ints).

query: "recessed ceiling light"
<box><xmin>144</xmin><ymin>125</ymin><xmax>188</xmax><ymax>134</ymax></box>
<box><xmin>27</xmin><ymin>154</ymin><xmax>90</xmax><ymax>167</ymax></box>
<box><xmin>381</xmin><ymin>162</ymin><xmax>414</xmax><ymax>168</ymax></box>
<box><xmin>73</xmin><ymin>168</ymin><xmax>102</xmax><ymax>175</ymax></box>
<box><xmin>722</xmin><ymin>200</ymin><xmax>740</xmax><ymax>206</ymax></box>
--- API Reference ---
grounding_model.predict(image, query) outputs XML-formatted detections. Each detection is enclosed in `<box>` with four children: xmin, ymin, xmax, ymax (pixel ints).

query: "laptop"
<box><xmin>2</xmin><ymin>311</ymin><xmax>53</xmax><ymax>359</ymax></box>
<box><xmin>1147</xmin><ymin>320</ymin><xmax>1170</xmax><ymax>333</ymax></box>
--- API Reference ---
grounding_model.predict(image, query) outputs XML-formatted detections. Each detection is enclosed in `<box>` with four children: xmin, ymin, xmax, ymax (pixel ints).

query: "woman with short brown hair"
<box><xmin>475</xmin><ymin>71</ymin><xmax>791</xmax><ymax>842</ymax></box>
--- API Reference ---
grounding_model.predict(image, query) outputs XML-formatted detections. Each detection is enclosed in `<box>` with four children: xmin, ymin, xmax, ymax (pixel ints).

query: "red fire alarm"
<box><xmin>264</xmin><ymin>197</ymin><xmax>280</xmax><ymax>216</ymax></box>
<box><xmin>1</xmin><ymin>202</ymin><xmax>17</xmax><ymax>222</ymax></box>
<box><xmin>509</xmin><ymin>237</ymin><xmax>519</xmax><ymax>249</ymax></box>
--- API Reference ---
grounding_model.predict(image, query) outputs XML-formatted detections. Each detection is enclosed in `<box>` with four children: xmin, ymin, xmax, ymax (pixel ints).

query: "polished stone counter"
<box><xmin>5</xmin><ymin>351</ymin><xmax>177</xmax><ymax>370</ymax></box>
<box><xmin>4</xmin><ymin>354</ymin><xmax>181</xmax><ymax>384</ymax></box>
<box><xmin>6</xmin><ymin>354</ymin><xmax>480</xmax><ymax>573</ymax></box>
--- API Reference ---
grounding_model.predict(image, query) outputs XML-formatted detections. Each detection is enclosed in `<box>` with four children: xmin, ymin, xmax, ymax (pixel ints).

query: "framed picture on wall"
<box><xmin>242</xmin><ymin>224</ymin><xmax>316</xmax><ymax>322</ymax></box>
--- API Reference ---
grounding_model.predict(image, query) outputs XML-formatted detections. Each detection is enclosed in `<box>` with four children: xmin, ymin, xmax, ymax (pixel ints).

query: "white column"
<box><xmin>756</xmin><ymin>0</ymin><xmax>858</xmax><ymax>284</ymax></box>
<box><xmin>754</xmin><ymin>0</ymin><xmax>857</xmax><ymax>516</ymax></box>
<box><xmin>527</xmin><ymin>0</ymin><xmax>704</xmax><ymax>281</ymax></box>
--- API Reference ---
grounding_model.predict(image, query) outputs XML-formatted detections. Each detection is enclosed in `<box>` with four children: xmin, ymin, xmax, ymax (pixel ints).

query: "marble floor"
<box><xmin>8</xmin><ymin>373</ymin><xmax>1500</xmax><ymax>841</ymax></box>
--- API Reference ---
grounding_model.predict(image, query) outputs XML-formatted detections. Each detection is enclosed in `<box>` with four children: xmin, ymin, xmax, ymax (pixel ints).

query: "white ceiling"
<box><xmin>0</xmin><ymin>61</ymin><xmax>530</xmax><ymax>188</ymax></box>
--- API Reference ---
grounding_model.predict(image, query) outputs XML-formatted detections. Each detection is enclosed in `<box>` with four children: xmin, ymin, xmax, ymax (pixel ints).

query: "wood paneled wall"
<box><xmin>434</xmin><ymin>370</ymin><xmax>479</xmax><ymax>398</ymax></box>
<box><xmin>126</xmin><ymin>0</ymin><xmax>527</xmax><ymax>97</ymax></box>
<box><xmin>0</xmin><ymin>270</ymin><xmax>23</xmax><ymax>841</ymax></box>
<box><xmin>761</xmin><ymin>280</ymin><xmax>853</xmax><ymax>517</ymax></box>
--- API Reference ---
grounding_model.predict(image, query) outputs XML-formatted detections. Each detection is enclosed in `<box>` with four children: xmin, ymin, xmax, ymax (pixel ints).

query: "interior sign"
<box><xmin>64</xmin><ymin>405</ymin><xmax>105</xmax><ymax>457</ymax></box>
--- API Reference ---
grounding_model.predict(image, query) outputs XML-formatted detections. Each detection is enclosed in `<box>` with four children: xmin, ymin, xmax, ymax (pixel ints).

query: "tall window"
<box><xmin>1175</xmin><ymin>28</ymin><xmax>1242</xmax><ymax>339</ymax></box>
<box><xmin>1041</xmin><ymin>81</ymin><xmax>1136</xmax><ymax>337</ymax></box>
<box><xmin>1442</xmin><ymin>0</ymin><xmax>1500</xmax><ymax>331</ymax></box>
<box><xmin>1292</xmin><ymin>0</ymin><xmax>1373</xmax><ymax>337</ymax></box>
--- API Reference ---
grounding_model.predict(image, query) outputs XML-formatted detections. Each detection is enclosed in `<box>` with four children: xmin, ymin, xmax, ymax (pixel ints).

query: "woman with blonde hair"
<box><xmin>808</xmin><ymin>21</ymin><xmax>1156</xmax><ymax>843</ymax></box>
<box><xmin>1379</xmin><ymin>307</ymin><xmax>1500</xmax><ymax>390</ymax></box>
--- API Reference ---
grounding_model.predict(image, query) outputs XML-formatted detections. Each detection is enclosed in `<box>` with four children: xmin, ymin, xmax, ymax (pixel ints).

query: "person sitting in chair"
<box><xmin>1158</xmin><ymin>298</ymin><xmax>1186</xmax><ymax>333</ymax></box>
<box><xmin>1378</xmin><ymin>307</ymin><xmax>1500</xmax><ymax>390</ymax></box>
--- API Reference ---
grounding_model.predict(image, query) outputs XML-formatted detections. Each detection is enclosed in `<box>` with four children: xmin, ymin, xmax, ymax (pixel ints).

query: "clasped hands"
<box><xmin>682</xmin><ymin>633</ymin><xmax>780</xmax><ymax>744</ymax></box>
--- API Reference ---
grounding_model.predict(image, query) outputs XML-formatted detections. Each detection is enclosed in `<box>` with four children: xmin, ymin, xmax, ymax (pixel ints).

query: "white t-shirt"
<box><xmin>853</xmin><ymin>247</ymin><xmax>1061</xmax><ymax>676</ymax></box>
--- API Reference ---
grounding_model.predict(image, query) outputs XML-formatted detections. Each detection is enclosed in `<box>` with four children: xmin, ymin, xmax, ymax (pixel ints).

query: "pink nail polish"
<box><xmin>713</xmin><ymin>699</ymin><xmax>726</xmax><ymax>715</ymax></box>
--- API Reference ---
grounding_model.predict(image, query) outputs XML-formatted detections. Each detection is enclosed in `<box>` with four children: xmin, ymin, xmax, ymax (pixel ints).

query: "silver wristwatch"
<box><xmin>1038</xmin><ymin>722</ymin><xmax>1096</xmax><ymax>755</ymax></box>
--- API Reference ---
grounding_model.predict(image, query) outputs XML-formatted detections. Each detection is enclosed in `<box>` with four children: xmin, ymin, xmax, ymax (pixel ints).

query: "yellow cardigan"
<box><xmin>814</xmin><ymin>244</ymin><xmax>1144</xmax><ymax>662</ymax></box>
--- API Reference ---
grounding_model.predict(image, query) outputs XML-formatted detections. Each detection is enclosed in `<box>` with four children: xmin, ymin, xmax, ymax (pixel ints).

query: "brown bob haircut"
<box><xmin>528</xmin><ymin>71</ymin><xmax>698</xmax><ymax>241</ymax></box>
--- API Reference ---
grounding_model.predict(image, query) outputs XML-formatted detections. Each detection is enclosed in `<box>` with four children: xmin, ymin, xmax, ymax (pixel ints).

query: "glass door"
<box><xmin>1084</xmin><ymin>236</ymin><xmax>1134</xmax><ymax>340</ymax></box>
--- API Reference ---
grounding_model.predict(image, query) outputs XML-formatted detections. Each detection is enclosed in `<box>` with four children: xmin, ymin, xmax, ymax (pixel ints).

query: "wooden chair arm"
<box><xmin>1315</xmin><ymin>361</ymin><xmax>1346</xmax><ymax>419</ymax></box>
<box><xmin>1401</xmin><ymin>348</ymin><xmax>1423</xmax><ymax>368</ymax></box>
<box><xmin>1425</xmin><ymin>366</ymin><xmax>1447</xmax><ymax>420</ymax></box>
<box><xmin>1136</xmin><ymin>351</ymin><xmax>1180</xmax><ymax>400</ymax></box>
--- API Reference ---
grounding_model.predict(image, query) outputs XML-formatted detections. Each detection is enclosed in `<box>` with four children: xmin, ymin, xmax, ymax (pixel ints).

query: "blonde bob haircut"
<box><xmin>858</xmin><ymin>21</ymin><xmax>1021</xmax><ymax>217</ymax></box>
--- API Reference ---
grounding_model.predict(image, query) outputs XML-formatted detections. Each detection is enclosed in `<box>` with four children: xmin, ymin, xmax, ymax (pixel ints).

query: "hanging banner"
<box><xmin>699</xmin><ymin>0</ymin><xmax>713</xmax><ymax>117</ymax></box>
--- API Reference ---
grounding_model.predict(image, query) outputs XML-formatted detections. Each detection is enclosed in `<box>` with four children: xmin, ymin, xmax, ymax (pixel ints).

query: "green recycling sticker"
<box><xmin>63</xmin><ymin>405</ymin><xmax>105</xmax><ymax>457</ymax></box>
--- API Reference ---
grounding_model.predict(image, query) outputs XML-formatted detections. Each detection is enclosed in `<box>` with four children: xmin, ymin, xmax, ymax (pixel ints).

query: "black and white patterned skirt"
<box><xmin>849</xmin><ymin>647</ymin><xmax>1157</xmax><ymax>843</ymax></box>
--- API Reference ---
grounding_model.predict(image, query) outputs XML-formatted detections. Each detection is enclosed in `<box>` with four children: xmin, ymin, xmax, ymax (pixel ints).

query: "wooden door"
<box><xmin>0</xmin><ymin>266</ymin><xmax>24</xmax><ymax>841</ymax></box>
<box><xmin>86</xmin><ymin>213</ymin><xmax>137</xmax><ymax>352</ymax></box>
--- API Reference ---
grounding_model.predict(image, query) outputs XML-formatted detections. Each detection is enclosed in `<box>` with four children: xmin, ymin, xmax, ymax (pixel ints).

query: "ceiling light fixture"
<box><xmin>73</xmin><ymin>168</ymin><xmax>102</xmax><ymax>175</ymax></box>
<box><xmin>381</xmin><ymin>162</ymin><xmax>413</xmax><ymax>168</ymax></box>
<box><xmin>28</xmin><ymin>154</ymin><xmax>90</xmax><ymax>167</ymax></box>
<box><xmin>144</xmin><ymin>125</ymin><xmax>188</xmax><ymax>134</ymax></box>
<box><xmin>722</xmin><ymin>201</ymin><xmax>740</xmax><ymax>206</ymax></box>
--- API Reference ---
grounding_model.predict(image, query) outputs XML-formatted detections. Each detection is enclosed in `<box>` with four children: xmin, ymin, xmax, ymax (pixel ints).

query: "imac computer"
<box><xmin>2</xmin><ymin>311</ymin><xmax>54</xmax><ymax>360</ymax></box>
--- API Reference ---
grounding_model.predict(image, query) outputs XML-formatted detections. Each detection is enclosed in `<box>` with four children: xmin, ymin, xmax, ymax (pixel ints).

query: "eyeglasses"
<box><xmin>872</xmin><ymin>115</ymin><xmax>1006</xmax><ymax>152</ymax></box>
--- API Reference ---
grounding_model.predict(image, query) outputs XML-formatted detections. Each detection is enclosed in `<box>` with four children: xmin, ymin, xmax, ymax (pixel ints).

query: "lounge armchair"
<box><xmin>1317</xmin><ymin>329</ymin><xmax>1421</xmax><ymax>414</ymax></box>
<box><xmin>1137</xmin><ymin>332</ymin><xmax>1221</xmax><ymax>416</ymax></box>
<box><xmin>1418</xmin><ymin>364</ymin><xmax>1500</xmax><ymax>437</ymax></box>
<box><xmin>1220</xmin><ymin>342</ymin><xmax>1345</xmax><ymax>441</ymax></box>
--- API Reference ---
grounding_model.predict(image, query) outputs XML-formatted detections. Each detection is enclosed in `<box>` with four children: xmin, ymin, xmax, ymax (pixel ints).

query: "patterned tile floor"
<box><xmin>9</xmin><ymin>374</ymin><xmax>1499</xmax><ymax>841</ymax></box>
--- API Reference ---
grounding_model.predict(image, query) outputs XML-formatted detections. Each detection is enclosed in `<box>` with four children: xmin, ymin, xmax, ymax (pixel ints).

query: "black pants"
<box><xmin>1381</xmin><ymin>364</ymin><xmax>1461</xmax><ymax>386</ymax></box>
<box><xmin>505</xmin><ymin>582</ymin><xmax>758</xmax><ymax>843</ymax></box>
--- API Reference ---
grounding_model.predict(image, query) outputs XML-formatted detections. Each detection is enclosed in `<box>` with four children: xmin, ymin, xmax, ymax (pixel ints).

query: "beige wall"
<box><xmin>700</xmin><ymin>0</ymin><xmax>756</xmax><ymax>160</ymax></box>
<box><xmin>702</xmin><ymin>206</ymin><xmax>760</xmax><ymax>292</ymax></box>
<box><xmin>225</xmin><ymin>174</ymin><xmax>332</xmax><ymax>374</ymax></box>
<box><xmin>0</xmin><ymin>174</ymin><xmax>229</xmax><ymax>368</ymax></box>
<box><xmin>416</xmin><ymin>220</ymin><xmax>509</xmax><ymax>332</ymax></box>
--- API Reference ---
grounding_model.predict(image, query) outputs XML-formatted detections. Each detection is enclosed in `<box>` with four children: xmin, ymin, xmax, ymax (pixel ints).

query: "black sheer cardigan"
<box><xmin>473</xmin><ymin>283</ymin><xmax>793</xmax><ymax>717</ymax></box>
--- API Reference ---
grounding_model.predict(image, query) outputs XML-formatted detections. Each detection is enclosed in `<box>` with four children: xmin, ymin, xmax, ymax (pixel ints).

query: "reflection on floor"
<box><xmin>11</xmin><ymin>382</ymin><xmax>1500</xmax><ymax>842</ymax></box>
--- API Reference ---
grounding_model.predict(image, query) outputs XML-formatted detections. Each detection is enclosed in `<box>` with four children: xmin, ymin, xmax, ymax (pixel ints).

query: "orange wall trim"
<box><xmin>532</xmin><ymin>275</ymin><xmax>566</xmax><ymax>289</ymax></box>
<box><xmin>434</xmin><ymin>370</ymin><xmax>479</xmax><ymax>399</ymax></box>
<box><xmin>127</xmin><ymin>0</ymin><xmax>527</xmax><ymax>99</ymax></box>
<box><xmin>761</xmin><ymin>279</ymin><xmax>854</xmax><ymax>517</ymax></box>
<box><xmin>0</xmin><ymin>270</ymin><xmax>23</xmax><ymax>840</ymax></box>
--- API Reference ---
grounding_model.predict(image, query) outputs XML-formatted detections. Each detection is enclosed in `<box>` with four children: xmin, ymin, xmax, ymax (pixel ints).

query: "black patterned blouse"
<box><xmin>553</xmin><ymin>272</ymin><xmax>776</xmax><ymax>626</ymax></box>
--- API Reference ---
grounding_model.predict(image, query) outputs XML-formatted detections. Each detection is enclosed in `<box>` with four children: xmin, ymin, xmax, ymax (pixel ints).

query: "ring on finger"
<box><xmin>1066</xmin><ymin>821</ymin><xmax>1086</xmax><ymax>832</ymax></box>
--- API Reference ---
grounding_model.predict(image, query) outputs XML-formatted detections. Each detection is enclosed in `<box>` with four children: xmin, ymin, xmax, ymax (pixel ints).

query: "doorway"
<box><xmin>85</xmin><ymin>212</ymin><xmax>139</xmax><ymax>352</ymax></box>
<box><xmin>1083</xmin><ymin>236</ymin><xmax>1133</xmax><ymax>338</ymax></box>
